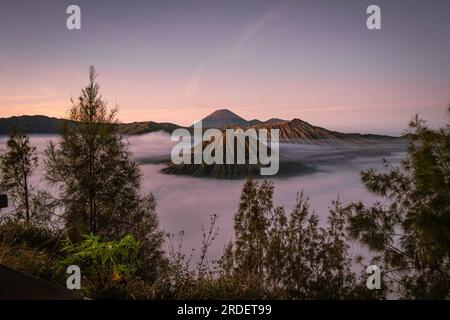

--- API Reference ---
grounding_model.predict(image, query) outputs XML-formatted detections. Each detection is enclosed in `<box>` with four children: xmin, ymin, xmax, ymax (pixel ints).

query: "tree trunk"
<box><xmin>21</xmin><ymin>153</ymin><xmax>30</xmax><ymax>223</ymax></box>
<box><xmin>23</xmin><ymin>172</ymin><xmax>30</xmax><ymax>223</ymax></box>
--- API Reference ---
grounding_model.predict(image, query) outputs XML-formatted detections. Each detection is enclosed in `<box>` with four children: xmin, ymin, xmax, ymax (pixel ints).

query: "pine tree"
<box><xmin>233</xmin><ymin>177</ymin><xmax>271</xmax><ymax>280</ymax></box>
<box><xmin>0</xmin><ymin>128</ymin><xmax>37</xmax><ymax>223</ymax></box>
<box><xmin>346</xmin><ymin>107</ymin><xmax>450</xmax><ymax>299</ymax></box>
<box><xmin>45</xmin><ymin>66</ymin><xmax>144</xmax><ymax>239</ymax></box>
<box><xmin>44</xmin><ymin>66</ymin><xmax>165</xmax><ymax>282</ymax></box>
<box><xmin>283</xmin><ymin>191</ymin><xmax>319</xmax><ymax>297</ymax></box>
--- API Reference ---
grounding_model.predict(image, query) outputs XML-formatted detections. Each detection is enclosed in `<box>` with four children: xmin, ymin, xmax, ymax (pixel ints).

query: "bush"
<box><xmin>0</xmin><ymin>220</ymin><xmax>64</xmax><ymax>282</ymax></box>
<box><xmin>0</xmin><ymin>219</ymin><xmax>64</xmax><ymax>253</ymax></box>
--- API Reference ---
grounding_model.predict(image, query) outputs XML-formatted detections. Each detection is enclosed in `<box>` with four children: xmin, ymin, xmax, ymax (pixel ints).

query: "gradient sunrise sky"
<box><xmin>0</xmin><ymin>0</ymin><xmax>449</xmax><ymax>134</ymax></box>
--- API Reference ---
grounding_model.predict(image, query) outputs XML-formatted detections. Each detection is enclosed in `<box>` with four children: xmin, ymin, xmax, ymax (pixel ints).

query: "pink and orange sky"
<box><xmin>1</xmin><ymin>0</ymin><xmax>449</xmax><ymax>135</ymax></box>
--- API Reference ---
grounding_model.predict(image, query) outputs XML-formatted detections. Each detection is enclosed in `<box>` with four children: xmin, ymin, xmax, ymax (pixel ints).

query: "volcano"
<box><xmin>195</xmin><ymin>109</ymin><xmax>249</xmax><ymax>128</ymax></box>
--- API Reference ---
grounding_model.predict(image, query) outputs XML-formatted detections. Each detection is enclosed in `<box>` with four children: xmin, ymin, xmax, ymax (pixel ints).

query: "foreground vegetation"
<box><xmin>0</xmin><ymin>67</ymin><xmax>448</xmax><ymax>299</ymax></box>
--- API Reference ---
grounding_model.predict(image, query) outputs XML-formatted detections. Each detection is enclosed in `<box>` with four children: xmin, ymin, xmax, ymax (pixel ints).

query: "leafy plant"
<box><xmin>60</xmin><ymin>233</ymin><xmax>141</xmax><ymax>298</ymax></box>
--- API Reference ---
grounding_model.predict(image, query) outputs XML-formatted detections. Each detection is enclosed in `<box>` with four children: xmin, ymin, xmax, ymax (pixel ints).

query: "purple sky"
<box><xmin>0</xmin><ymin>0</ymin><xmax>449</xmax><ymax>134</ymax></box>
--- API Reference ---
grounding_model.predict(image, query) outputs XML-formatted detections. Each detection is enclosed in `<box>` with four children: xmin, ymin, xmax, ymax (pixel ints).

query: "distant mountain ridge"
<box><xmin>247</xmin><ymin>118</ymin><xmax>401</xmax><ymax>144</ymax></box>
<box><xmin>195</xmin><ymin>109</ymin><xmax>402</xmax><ymax>144</ymax></box>
<box><xmin>0</xmin><ymin>115</ymin><xmax>74</xmax><ymax>135</ymax></box>
<box><xmin>0</xmin><ymin>115</ymin><xmax>182</xmax><ymax>135</ymax></box>
<box><xmin>0</xmin><ymin>110</ymin><xmax>403</xmax><ymax>145</ymax></box>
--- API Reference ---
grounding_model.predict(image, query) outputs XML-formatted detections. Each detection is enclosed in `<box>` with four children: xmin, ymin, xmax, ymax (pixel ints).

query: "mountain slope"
<box><xmin>248</xmin><ymin>118</ymin><xmax>402</xmax><ymax>144</ymax></box>
<box><xmin>161</xmin><ymin>131</ymin><xmax>317</xmax><ymax>179</ymax></box>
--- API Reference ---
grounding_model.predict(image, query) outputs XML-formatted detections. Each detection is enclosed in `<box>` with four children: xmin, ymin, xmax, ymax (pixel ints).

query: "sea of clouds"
<box><xmin>0</xmin><ymin>132</ymin><xmax>407</xmax><ymax>264</ymax></box>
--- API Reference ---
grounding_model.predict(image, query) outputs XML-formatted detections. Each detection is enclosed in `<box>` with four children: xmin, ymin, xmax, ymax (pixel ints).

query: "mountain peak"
<box><xmin>197</xmin><ymin>108</ymin><xmax>248</xmax><ymax>128</ymax></box>
<box><xmin>265</xmin><ymin>118</ymin><xmax>286</xmax><ymax>124</ymax></box>
<box><xmin>197</xmin><ymin>109</ymin><xmax>288</xmax><ymax>128</ymax></box>
<box><xmin>204</xmin><ymin>109</ymin><xmax>244</xmax><ymax>120</ymax></box>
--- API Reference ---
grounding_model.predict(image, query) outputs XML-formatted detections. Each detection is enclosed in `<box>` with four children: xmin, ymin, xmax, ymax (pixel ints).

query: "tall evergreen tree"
<box><xmin>0</xmin><ymin>128</ymin><xmax>37</xmax><ymax>223</ymax></box>
<box><xmin>45</xmin><ymin>66</ymin><xmax>165</xmax><ymax>282</ymax></box>
<box><xmin>233</xmin><ymin>177</ymin><xmax>271</xmax><ymax>280</ymax></box>
<box><xmin>346</xmin><ymin>107</ymin><xmax>450</xmax><ymax>299</ymax></box>
<box><xmin>44</xmin><ymin>66</ymin><xmax>154</xmax><ymax>243</ymax></box>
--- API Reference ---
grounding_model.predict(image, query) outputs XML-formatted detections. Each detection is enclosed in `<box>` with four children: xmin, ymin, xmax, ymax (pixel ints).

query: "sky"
<box><xmin>0</xmin><ymin>0</ymin><xmax>449</xmax><ymax>134</ymax></box>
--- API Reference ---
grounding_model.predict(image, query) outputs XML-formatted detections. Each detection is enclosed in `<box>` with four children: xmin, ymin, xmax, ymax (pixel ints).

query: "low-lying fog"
<box><xmin>0</xmin><ymin>132</ymin><xmax>408</xmax><ymax>264</ymax></box>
